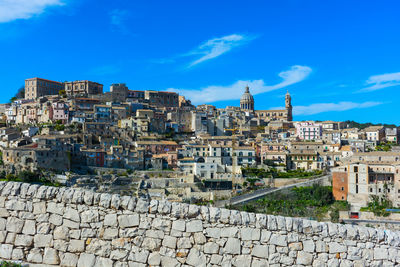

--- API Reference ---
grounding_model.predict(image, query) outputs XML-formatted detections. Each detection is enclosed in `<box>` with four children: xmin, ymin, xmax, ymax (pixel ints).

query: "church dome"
<box><xmin>240</xmin><ymin>86</ymin><xmax>254</xmax><ymax>112</ymax></box>
<box><xmin>241</xmin><ymin>86</ymin><xmax>254</xmax><ymax>102</ymax></box>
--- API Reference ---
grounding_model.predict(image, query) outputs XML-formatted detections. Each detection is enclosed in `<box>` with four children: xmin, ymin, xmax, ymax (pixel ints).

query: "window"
<box><xmin>341</xmin><ymin>187</ymin><xmax>344</xmax><ymax>191</ymax></box>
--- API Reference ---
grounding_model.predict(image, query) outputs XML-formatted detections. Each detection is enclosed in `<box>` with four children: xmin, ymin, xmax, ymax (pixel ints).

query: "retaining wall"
<box><xmin>0</xmin><ymin>181</ymin><xmax>398</xmax><ymax>266</ymax></box>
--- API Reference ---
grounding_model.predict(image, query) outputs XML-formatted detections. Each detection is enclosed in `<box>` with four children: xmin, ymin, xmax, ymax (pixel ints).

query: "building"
<box><xmin>240</xmin><ymin>86</ymin><xmax>254</xmax><ymax>112</ymax></box>
<box><xmin>144</xmin><ymin>91</ymin><xmax>179</xmax><ymax>108</ymax></box>
<box><xmin>385</xmin><ymin>128</ymin><xmax>399</xmax><ymax>144</ymax></box>
<box><xmin>332</xmin><ymin>165</ymin><xmax>348</xmax><ymax>201</ymax></box>
<box><xmin>25</xmin><ymin>78</ymin><xmax>64</xmax><ymax>100</ymax></box>
<box><xmin>64</xmin><ymin>80</ymin><xmax>103</xmax><ymax>96</ymax></box>
<box><xmin>295</xmin><ymin>121</ymin><xmax>323</xmax><ymax>141</ymax></box>
<box><xmin>364</xmin><ymin>126</ymin><xmax>385</xmax><ymax>143</ymax></box>
<box><xmin>109</xmin><ymin>83</ymin><xmax>129</xmax><ymax>102</ymax></box>
<box><xmin>255</xmin><ymin>90</ymin><xmax>293</xmax><ymax>122</ymax></box>
<box><xmin>50</xmin><ymin>101</ymin><xmax>69</xmax><ymax>124</ymax></box>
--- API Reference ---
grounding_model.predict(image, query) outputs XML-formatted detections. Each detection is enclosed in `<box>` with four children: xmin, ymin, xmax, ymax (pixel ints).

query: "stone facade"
<box><xmin>0</xmin><ymin>181</ymin><xmax>399</xmax><ymax>266</ymax></box>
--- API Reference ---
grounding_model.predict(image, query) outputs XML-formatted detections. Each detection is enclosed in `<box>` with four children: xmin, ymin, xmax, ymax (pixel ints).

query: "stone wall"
<box><xmin>0</xmin><ymin>181</ymin><xmax>399</xmax><ymax>266</ymax></box>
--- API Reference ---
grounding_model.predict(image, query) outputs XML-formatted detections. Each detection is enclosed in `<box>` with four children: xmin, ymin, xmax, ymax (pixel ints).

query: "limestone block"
<box><xmin>205</xmin><ymin>227</ymin><xmax>220</xmax><ymax>238</ymax></box>
<box><xmin>193</xmin><ymin>232</ymin><xmax>206</xmax><ymax>244</ymax></box>
<box><xmin>224</xmin><ymin>238</ymin><xmax>241</xmax><ymax>254</ymax></box>
<box><xmin>329</xmin><ymin>242</ymin><xmax>347</xmax><ymax>254</ymax></box>
<box><xmin>177</xmin><ymin>237</ymin><xmax>192</xmax><ymax>249</ymax></box>
<box><xmin>11</xmin><ymin>248</ymin><xmax>24</xmax><ymax>260</ymax></box>
<box><xmin>129</xmin><ymin>247</ymin><xmax>149</xmax><ymax>263</ymax></box>
<box><xmin>37</xmin><ymin>222</ymin><xmax>51</xmax><ymax>234</ymax></box>
<box><xmin>77</xmin><ymin>253</ymin><xmax>96</xmax><ymax>267</ymax></box>
<box><xmin>186</xmin><ymin>248</ymin><xmax>206</xmax><ymax>266</ymax></box>
<box><xmin>86</xmin><ymin>239</ymin><xmax>112</xmax><ymax>257</ymax></box>
<box><xmin>81</xmin><ymin>209</ymin><xmax>99</xmax><ymax>223</ymax></box>
<box><xmin>33</xmin><ymin>202</ymin><xmax>46</xmax><ymax>214</ymax></box>
<box><xmin>146</xmin><ymin>229</ymin><xmax>164</xmax><ymax>239</ymax></box>
<box><xmin>149</xmin><ymin>199</ymin><xmax>158</xmax><ymax>214</ymax></box>
<box><xmin>186</xmin><ymin>220</ymin><xmax>203</xmax><ymax>232</ymax></box>
<box><xmin>297</xmin><ymin>251</ymin><xmax>313</xmax><ymax>265</ymax></box>
<box><xmin>111</xmin><ymin>194</ymin><xmax>122</xmax><ymax>209</ymax></box>
<box><xmin>64</xmin><ymin>207</ymin><xmax>80</xmax><ymax>222</ymax></box>
<box><xmin>241</xmin><ymin>227</ymin><xmax>260</xmax><ymax>241</ymax></box>
<box><xmin>103</xmin><ymin>228</ymin><xmax>119</xmax><ymax>240</ymax></box>
<box><xmin>172</xmin><ymin>220</ymin><xmax>186</xmax><ymax>232</ymax></box>
<box><xmin>204</xmin><ymin>242</ymin><xmax>219</xmax><ymax>254</ymax></box>
<box><xmin>303</xmin><ymin>239</ymin><xmax>315</xmax><ymax>253</ymax></box>
<box><xmin>252</xmin><ymin>244</ymin><xmax>269</xmax><ymax>259</ymax></box>
<box><xmin>27</xmin><ymin>248</ymin><xmax>43</xmax><ymax>263</ymax></box>
<box><xmin>6</xmin><ymin>217</ymin><xmax>24</xmax><ymax>233</ymax></box>
<box><xmin>99</xmin><ymin>193</ymin><xmax>112</xmax><ymax>208</ymax></box>
<box><xmin>269</xmin><ymin>234</ymin><xmax>287</xmax><ymax>247</ymax></box>
<box><xmin>141</xmin><ymin>237</ymin><xmax>161</xmax><ymax>250</ymax></box>
<box><xmin>161</xmin><ymin>256</ymin><xmax>180</xmax><ymax>267</ymax></box>
<box><xmin>47</xmin><ymin>202</ymin><xmax>64</xmax><ymax>215</ymax></box>
<box><xmin>34</xmin><ymin>234</ymin><xmax>53</xmax><ymax>248</ymax></box>
<box><xmin>110</xmin><ymin>249</ymin><xmax>128</xmax><ymax>260</ymax></box>
<box><xmin>0</xmin><ymin>244</ymin><xmax>13</xmax><ymax>259</ymax></box>
<box><xmin>148</xmin><ymin>252</ymin><xmax>161</xmax><ymax>265</ymax></box>
<box><xmin>118</xmin><ymin>214</ymin><xmax>139</xmax><ymax>228</ymax></box>
<box><xmin>61</xmin><ymin>252</ymin><xmax>79</xmax><ymax>267</ymax></box>
<box><xmin>374</xmin><ymin>247</ymin><xmax>388</xmax><ymax>260</ymax></box>
<box><xmin>22</xmin><ymin>219</ymin><xmax>36</xmax><ymax>235</ymax></box>
<box><xmin>135</xmin><ymin>198</ymin><xmax>149</xmax><ymax>213</ymax></box>
<box><xmin>54</xmin><ymin>226</ymin><xmax>70</xmax><ymax>240</ymax></box>
<box><xmin>49</xmin><ymin>213</ymin><xmax>63</xmax><ymax>226</ymax></box>
<box><xmin>5</xmin><ymin>199</ymin><xmax>26</xmax><ymax>211</ymax></box>
<box><xmin>83</xmin><ymin>191</ymin><xmax>94</xmax><ymax>206</ymax></box>
<box><xmin>14</xmin><ymin>234</ymin><xmax>34</xmax><ymax>246</ymax></box>
<box><xmin>43</xmin><ymin>248</ymin><xmax>60</xmax><ymax>265</ymax></box>
<box><xmin>232</xmin><ymin>255</ymin><xmax>252</xmax><ymax>267</ymax></box>
<box><xmin>104</xmin><ymin>214</ymin><xmax>118</xmax><ymax>227</ymax></box>
<box><xmin>68</xmin><ymin>239</ymin><xmax>85</xmax><ymax>252</ymax></box>
<box><xmin>162</xmin><ymin>236</ymin><xmax>177</xmax><ymax>249</ymax></box>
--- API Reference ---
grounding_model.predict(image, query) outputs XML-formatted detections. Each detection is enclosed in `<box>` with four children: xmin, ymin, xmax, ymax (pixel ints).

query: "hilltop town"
<box><xmin>0</xmin><ymin>77</ymin><xmax>398</xmax><ymax>225</ymax></box>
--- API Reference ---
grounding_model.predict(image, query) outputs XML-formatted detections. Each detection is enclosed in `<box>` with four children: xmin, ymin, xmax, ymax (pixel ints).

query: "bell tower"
<box><xmin>285</xmin><ymin>90</ymin><xmax>292</xmax><ymax>121</ymax></box>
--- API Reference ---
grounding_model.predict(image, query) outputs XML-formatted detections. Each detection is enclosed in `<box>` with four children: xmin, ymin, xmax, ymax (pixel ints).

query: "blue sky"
<box><xmin>1</xmin><ymin>0</ymin><xmax>400</xmax><ymax>124</ymax></box>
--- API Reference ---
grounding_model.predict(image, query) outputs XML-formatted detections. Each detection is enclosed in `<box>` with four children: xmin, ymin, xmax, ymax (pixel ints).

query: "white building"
<box><xmin>295</xmin><ymin>121</ymin><xmax>322</xmax><ymax>141</ymax></box>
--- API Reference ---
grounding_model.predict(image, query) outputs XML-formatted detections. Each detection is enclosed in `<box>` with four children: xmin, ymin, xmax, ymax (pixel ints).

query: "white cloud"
<box><xmin>186</xmin><ymin>34</ymin><xmax>255</xmax><ymax>67</ymax></box>
<box><xmin>168</xmin><ymin>65</ymin><xmax>312</xmax><ymax>104</ymax></box>
<box><xmin>109</xmin><ymin>9</ymin><xmax>130</xmax><ymax>34</ymax></box>
<box><xmin>360</xmin><ymin>72</ymin><xmax>400</xmax><ymax>92</ymax></box>
<box><xmin>293</xmin><ymin>101</ymin><xmax>382</xmax><ymax>116</ymax></box>
<box><xmin>0</xmin><ymin>0</ymin><xmax>64</xmax><ymax>23</ymax></box>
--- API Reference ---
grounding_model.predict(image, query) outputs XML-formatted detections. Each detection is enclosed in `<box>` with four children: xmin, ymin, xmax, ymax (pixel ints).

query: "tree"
<box><xmin>59</xmin><ymin>89</ymin><xmax>67</xmax><ymax>98</ymax></box>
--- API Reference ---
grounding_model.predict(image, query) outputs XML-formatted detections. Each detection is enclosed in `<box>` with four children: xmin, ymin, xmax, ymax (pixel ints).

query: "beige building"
<box><xmin>64</xmin><ymin>80</ymin><xmax>103</xmax><ymax>96</ymax></box>
<box><xmin>144</xmin><ymin>91</ymin><xmax>179</xmax><ymax>108</ymax></box>
<box><xmin>25</xmin><ymin>78</ymin><xmax>64</xmax><ymax>100</ymax></box>
<box><xmin>255</xmin><ymin>91</ymin><xmax>293</xmax><ymax>121</ymax></box>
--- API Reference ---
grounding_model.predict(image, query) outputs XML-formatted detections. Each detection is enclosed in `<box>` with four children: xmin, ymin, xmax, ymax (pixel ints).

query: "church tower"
<box><xmin>240</xmin><ymin>86</ymin><xmax>255</xmax><ymax>112</ymax></box>
<box><xmin>285</xmin><ymin>90</ymin><xmax>293</xmax><ymax>121</ymax></box>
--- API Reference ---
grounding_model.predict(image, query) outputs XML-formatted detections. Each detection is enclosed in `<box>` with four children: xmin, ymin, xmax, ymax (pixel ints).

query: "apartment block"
<box><xmin>295</xmin><ymin>121</ymin><xmax>323</xmax><ymax>141</ymax></box>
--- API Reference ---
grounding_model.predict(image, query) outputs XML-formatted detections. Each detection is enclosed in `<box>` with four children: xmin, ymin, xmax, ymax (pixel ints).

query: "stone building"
<box><xmin>144</xmin><ymin>91</ymin><xmax>179</xmax><ymax>108</ymax></box>
<box><xmin>64</xmin><ymin>80</ymin><xmax>103</xmax><ymax>96</ymax></box>
<box><xmin>24</xmin><ymin>78</ymin><xmax>64</xmax><ymax>100</ymax></box>
<box><xmin>254</xmin><ymin>90</ymin><xmax>293</xmax><ymax>122</ymax></box>
<box><xmin>240</xmin><ymin>86</ymin><xmax>254</xmax><ymax>112</ymax></box>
